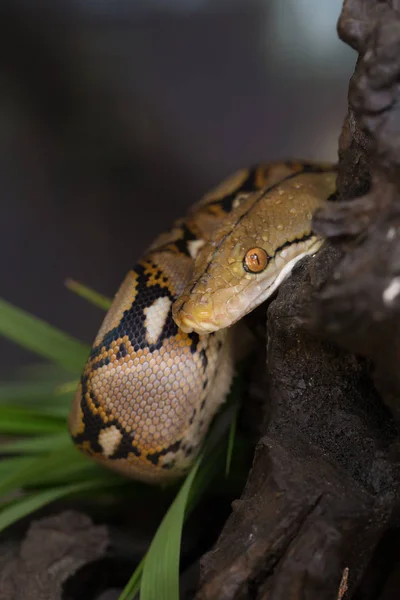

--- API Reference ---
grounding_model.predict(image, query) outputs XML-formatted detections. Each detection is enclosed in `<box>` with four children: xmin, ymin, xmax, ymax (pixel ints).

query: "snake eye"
<box><xmin>243</xmin><ymin>247</ymin><xmax>268</xmax><ymax>273</ymax></box>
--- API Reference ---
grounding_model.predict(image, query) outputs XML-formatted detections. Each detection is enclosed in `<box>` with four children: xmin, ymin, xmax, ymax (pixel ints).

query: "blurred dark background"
<box><xmin>0</xmin><ymin>0</ymin><xmax>355</xmax><ymax>374</ymax></box>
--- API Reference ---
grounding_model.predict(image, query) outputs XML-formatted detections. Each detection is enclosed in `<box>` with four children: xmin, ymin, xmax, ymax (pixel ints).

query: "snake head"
<box><xmin>172</xmin><ymin>170</ymin><xmax>336</xmax><ymax>334</ymax></box>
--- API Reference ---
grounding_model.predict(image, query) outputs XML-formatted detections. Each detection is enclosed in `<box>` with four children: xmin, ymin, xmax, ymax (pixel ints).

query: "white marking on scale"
<box><xmin>232</xmin><ymin>198</ymin><xmax>241</xmax><ymax>209</ymax></box>
<box><xmin>188</xmin><ymin>239</ymin><xmax>205</xmax><ymax>260</ymax></box>
<box><xmin>144</xmin><ymin>297</ymin><xmax>172</xmax><ymax>344</ymax></box>
<box><xmin>98</xmin><ymin>426</ymin><xmax>122</xmax><ymax>457</ymax></box>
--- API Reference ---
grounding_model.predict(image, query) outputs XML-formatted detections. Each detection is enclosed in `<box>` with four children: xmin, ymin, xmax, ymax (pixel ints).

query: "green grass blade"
<box><xmin>0</xmin><ymin>382</ymin><xmax>73</xmax><ymax>419</ymax></box>
<box><xmin>65</xmin><ymin>279</ymin><xmax>112</xmax><ymax>311</ymax></box>
<box><xmin>140</xmin><ymin>456</ymin><xmax>203</xmax><ymax>600</ymax></box>
<box><xmin>118</xmin><ymin>558</ymin><xmax>144</xmax><ymax>600</ymax></box>
<box><xmin>225</xmin><ymin>407</ymin><xmax>238</xmax><ymax>477</ymax></box>
<box><xmin>119</xmin><ymin>441</ymin><xmax>228</xmax><ymax>600</ymax></box>
<box><xmin>0</xmin><ymin>298</ymin><xmax>89</xmax><ymax>374</ymax></box>
<box><xmin>13</xmin><ymin>363</ymin><xmax>71</xmax><ymax>383</ymax></box>
<box><xmin>0</xmin><ymin>480</ymin><xmax>113</xmax><ymax>533</ymax></box>
<box><xmin>0</xmin><ymin>432</ymin><xmax>70</xmax><ymax>454</ymax></box>
<box><xmin>0</xmin><ymin>439</ymin><xmax>127</xmax><ymax>495</ymax></box>
<box><xmin>54</xmin><ymin>380</ymin><xmax>79</xmax><ymax>395</ymax></box>
<box><xmin>29</xmin><ymin>460</ymin><xmax>104</xmax><ymax>487</ymax></box>
<box><xmin>32</xmin><ymin>404</ymin><xmax>71</xmax><ymax>419</ymax></box>
<box><xmin>0</xmin><ymin>381</ymin><xmax>58</xmax><ymax>403</ymax></box>
<box><xmin>0</xmin><ymin>406</ymin><xmax>66</xmax><ymax>434</ymax></box>
<box><xmin>0</xmin><ymin>457</ymin><xmax>34</xmax><ymax>480</ymax></box>
<box><xmin>0</xmin><ymin>444</ymin><xmax>90</xmax><ymax>497</ymax></box>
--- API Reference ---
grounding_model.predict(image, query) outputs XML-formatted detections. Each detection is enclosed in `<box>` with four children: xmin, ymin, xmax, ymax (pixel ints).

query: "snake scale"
<box><xmin>69</xmin><ymin>161</ymin><xmax>337</xmax><ymax>483</ymax></box>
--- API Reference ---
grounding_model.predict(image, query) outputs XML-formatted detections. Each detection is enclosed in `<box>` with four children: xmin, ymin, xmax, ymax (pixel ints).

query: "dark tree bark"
<box><xmin>0</xmin><ymin>511</ymin><xmax>108</xmax><ymax>600</ymax></box>
<box><xmin>196</xmin><ymin>1</ymin><xmax>400</xmax><ymax>598</ymax></box>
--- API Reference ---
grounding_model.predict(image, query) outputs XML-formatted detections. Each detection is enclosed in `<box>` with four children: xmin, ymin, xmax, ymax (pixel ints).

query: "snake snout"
<box><xmin>173</xmin><ymin>294</ymin><xmax>222</xmax><ymax>334</ymax></box>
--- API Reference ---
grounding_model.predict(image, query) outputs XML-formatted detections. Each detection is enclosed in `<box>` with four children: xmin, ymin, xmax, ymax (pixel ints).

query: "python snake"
<box><xmin>69</xmin><ymin>161</ymin><xmax>336</xmax><ymax>483</ymax></box>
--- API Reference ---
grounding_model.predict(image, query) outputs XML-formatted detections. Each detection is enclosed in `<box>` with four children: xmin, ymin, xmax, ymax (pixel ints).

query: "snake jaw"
<box><xmin>178</xmin><ymin>316</ymin><xmax>218</xmax><ymax>334</ymax></box>
<box><xmin>173</xmin><ymin>294</ymin><xmax>222</xmax><ymax>334</ymax></box>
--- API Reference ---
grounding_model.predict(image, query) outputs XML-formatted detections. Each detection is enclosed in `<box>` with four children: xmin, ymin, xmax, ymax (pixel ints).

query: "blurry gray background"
<box><xmin>0</xmin><ymin>0</ymin><xmax>355</xmax><ymax>373</ymax></box>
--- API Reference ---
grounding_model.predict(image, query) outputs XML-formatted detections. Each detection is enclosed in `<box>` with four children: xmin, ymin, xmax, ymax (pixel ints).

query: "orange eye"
<box><xmin>243</xmin><ymin>247</ymin><xmax>268</xmax><ymax>273</ymax></box>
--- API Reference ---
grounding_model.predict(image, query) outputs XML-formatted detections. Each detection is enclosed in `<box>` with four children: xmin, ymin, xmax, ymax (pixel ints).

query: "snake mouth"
<box><xmin>173</xmin><ymin>294</ymin><xmax>224</xmax><ymax>334</ymax></box>
<box><xmin>176</xmin><ymin>312</ymin><xmax>221</xmax><ymax>334</ymax></box>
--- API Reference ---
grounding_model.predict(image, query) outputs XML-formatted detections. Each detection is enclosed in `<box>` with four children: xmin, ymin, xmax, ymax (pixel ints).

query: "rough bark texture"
<box><xmin>0</xmin><ymin>511</ymin><xmax>108</xmax><ymax>600</ymax></box>
<box><xmin>196</xmin><ymin>1</ymin><xmax>400</xmax><ymax>598</ymax></box>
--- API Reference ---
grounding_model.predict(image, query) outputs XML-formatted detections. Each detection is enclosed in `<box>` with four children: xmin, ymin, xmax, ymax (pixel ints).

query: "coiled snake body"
<box><xmin>69</xmin><ymin>161</ymin><xmax>336</xmax><ymax>483</ymax></box>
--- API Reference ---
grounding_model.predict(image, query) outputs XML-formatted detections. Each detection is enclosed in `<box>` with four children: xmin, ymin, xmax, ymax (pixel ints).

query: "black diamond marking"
<box><xmin>116</xmin><ymin>343</ymin><xmax>127</xmax><ymax>360</ymax></box>
<box><xmin>91</xmin><ymin>356</ymin><xmax>111</xmax><ymax>371</ymax></box>
<box><xmin>189</xmin><ymin>408</ymin><xmax>196</xmax><ymax>425</ymax></box>
<box><xmin>200</xmin><ymin>348</ymin><xmax>208</xmax><ymax>372</ymax></box>
<box><xmin>94</xmin><ymin>262</ymin><xmax>178</xmax><ymax>355</ymax></box>
<box><xmin>75</xmin><ymin>375</ymin><xmax>102</xmax><ymax>453</ymax></box>
<box><xmin>154</xmin><ymin>224</ymin><xmax>198</xmax><ymax>258</ymax></box>
<box><xmin>89</xmin><ymin>389</ymin><xmax>100</xmax><ymax>409</ymax></box>
<box><xmin>154</xmin><ymin>269</ymin><xmax>163</xmax><ymax>280</ymax></box>
<box><xmin>88</xmin><ymin>344</ymin><xmax>103</xmax><ymax>361</ymax></box>
<box><xmin>162</xmin><ymin>460</ymin><xmax>176</xmax><ymax>470</ymax></box>
<box><xmin>200</xmin><ymin>398</ymin><xmax>206</xmax><ymax>411</ymax></box>
<box><xmin>146</xmin><ymin>440</ymin><xmax>182</xmax><ymax>466</ymax></box>
<box><xmin>72</xmin><ymin>376</ymin><xmax>140</xmax><ymax>459</ymax></box>
<box><xmin>188</xmin><ymin>332</ymin><xmax>200</xmax><ymax>354</ymax></box>
<box><xmin>112</xmin><ymin>438</ymin><xmax>141</xmax><ymax>459</ymax></box>
<box><xmin>173</xmin><ymin>224</ymin><xmax>198</xmax><ymax>257</ymax></box>
<box><xmin>205</xmin><ymin>167</ymin><xmax>259</xmax><ymax>214</ymax></box>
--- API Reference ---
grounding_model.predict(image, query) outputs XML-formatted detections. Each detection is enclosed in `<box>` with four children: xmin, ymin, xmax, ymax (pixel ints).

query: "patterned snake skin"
<box><xmin>69</xmin><ymin>161</ymin><xmax>336</xmax><ymax>483</ymax></box>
